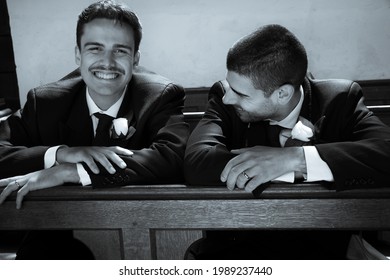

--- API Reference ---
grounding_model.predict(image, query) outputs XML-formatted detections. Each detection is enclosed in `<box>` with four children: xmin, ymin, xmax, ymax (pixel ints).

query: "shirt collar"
<box><xmin>86</xmin><ymin>86</ymin><xmax>126</xmax><ymax>118</ymax></box>
<box><xmin>268</xmin><ymin>86</ymin><xmax>304</xmax><ymax>129</ymax></box>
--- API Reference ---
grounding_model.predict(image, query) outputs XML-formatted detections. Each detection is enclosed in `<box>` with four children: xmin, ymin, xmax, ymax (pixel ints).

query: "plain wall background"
<box><xmin>7</xmin><ymin>0</ymin><xmax>390</xmax><ymax>107</ymax></box>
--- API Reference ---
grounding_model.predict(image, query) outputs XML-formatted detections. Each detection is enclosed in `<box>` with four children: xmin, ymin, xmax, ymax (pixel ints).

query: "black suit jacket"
<box><xmin>0</xmin><ymin>67</ymin><xmax>189</xmax><ymax>187</ymax></box>
<box><xmin>184</xmin><ymin>76</ymin><xmax>390</xmax><ymax>190</ymax></box>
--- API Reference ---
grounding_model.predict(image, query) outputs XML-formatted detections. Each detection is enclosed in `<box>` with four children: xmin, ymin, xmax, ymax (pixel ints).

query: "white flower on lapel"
<box><xmin>112</xmin><ymin>118</ymin><xmax>129</xmax><ymax>139</ymax></box>
<box><xmin>291</xmin><ymin>117</ymin><xmax>314</xmax><ymax>142</ymax></box>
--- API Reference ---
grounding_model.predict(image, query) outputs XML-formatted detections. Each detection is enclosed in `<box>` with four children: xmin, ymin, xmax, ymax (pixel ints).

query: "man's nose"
<box><xmin>101</xmin><ymin>51</ymin><xmax>115</xmax><ymax>66</ymax></box>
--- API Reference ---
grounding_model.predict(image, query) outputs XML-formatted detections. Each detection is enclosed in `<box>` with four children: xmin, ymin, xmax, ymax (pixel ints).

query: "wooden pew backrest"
<box><xmin>184</xmin><ymin>79</ymin><xmax>390</xmax><ymax>130</ymax></box>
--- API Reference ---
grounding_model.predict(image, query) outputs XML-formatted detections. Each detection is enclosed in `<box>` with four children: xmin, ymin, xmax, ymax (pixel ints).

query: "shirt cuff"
<box><xmin>76</xmin><ymin>163</ymin><xmax>92</xmax><ymax>186</ymax></box>
<box><xmin>272</xmin><ymin>172</ymin><xmax>295</xmax><ymax>183</ymax></box>
<box><xmin>44</xmin><ymin>146</ymin><xmax>62</xmax><ymax>169</ymax></box>
<box><xmin>303</xmin><ymin>146</ymin><xmax>334</xmax><ymax>182</ymax></box>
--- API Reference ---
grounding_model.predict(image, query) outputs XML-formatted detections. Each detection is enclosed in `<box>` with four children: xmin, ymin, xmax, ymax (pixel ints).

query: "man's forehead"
<box><xmin>81</xmin><ymin>18</ymin><xmax>134</xmax><ymax>37</ymax></box>
<box><xmin>226</xmin><ymin>71</ymin><xmax>255</xmax><ymax>89</ymax></box>
<box><xmin>80</xmin><ymin>19</ymin><xmax>135</xmax><ymax>48</ymax></box>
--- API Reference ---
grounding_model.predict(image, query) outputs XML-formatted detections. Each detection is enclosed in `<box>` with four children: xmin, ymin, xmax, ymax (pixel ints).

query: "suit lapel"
<box><xmin>300</xmin><ymin>76</ymin><xmax>327</xmax><ymax>139</ymax></box>
<box><xmin>117</xmin><ymin>86</ymin><xmax>135</xmax><ymax>126</ymax></box>
<box><xmin>109</xmin><ymin>86</ymin><xmax>136</xmax><ymax>147</ymax></box>
<box><xmin>59</xmin><ymin>87</ymin><xmax>94</xmax><ymax>146</ymax></box>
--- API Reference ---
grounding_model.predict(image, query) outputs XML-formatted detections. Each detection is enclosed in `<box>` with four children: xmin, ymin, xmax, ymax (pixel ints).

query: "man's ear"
<box><xmin>275</xmin><ymin>84</ymin><xmax>295</xmax><ymax>105</ymax></box>
<box><xmin>134</xmin><ymin>50</ymin><xmax>140</xmax><ymax>66</ymax></box>
<box><xmin>75</xmin><ymin>46</ymin><xmax>81</xmax><ymax>66</ymax></box>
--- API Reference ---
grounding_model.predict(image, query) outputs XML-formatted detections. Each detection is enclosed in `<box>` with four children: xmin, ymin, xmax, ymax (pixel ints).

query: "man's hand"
<box><xmin>56</xmin><ymin>146</ymin><xmax>133</xmax><ymax>174</ymax></box>
<box><xmin>0</xmin><ymin>164</ymin><xmax>79</xmax><ymax>209</ymax></box>
<box><xmin>220</xmin><ymin>146</ymin><xmax>306</xmax><ymax>192</ymax></box>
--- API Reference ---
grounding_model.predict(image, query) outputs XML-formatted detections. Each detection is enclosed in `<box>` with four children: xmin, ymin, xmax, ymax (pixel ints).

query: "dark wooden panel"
<box><xmin>0</xmin><ymin>0</ymin><xmax>10</xmax><ymax>35</ymax></box>
<box><xmin>0</xmin><ymin>73</ymin><xmax>20</xmax><ymax>110</ymax></box>
<box><xmin>74</xmin><ymin>229</ymin><xmax>122</xmax><ymax>260</ymax></box>
<box><xmin>182</xmin><ymin>81</ymin><xmax>390</xmax><ymax>129</ymax></box>
<box><xmin>357</xmin><ymin>79</ymin><xmax>390</xmax><ymax>106</ymax></box>
<box><xmin>1</xmin><ymin>198</ymin><xmax>390</xmax><ymax>230</ymax></box>
<box><xmin>1</xmin><ymin>184</ymin><xmax>390</xmax><ymax>259</ymax></box>
<box><xmin>121</xmin><ymin>228</ymin><xmax>153</xmax><ymax>259</ymax></box>
<box><xmin>184</xmin><ymin>87</ymin><xmax>209</xmax><ymax>112</ymax></box>
<box><xmin>0</xmin><ymin>0</ymin><xmax>20</xmax><ymax>110</ymax></box>
<box><xmin>0</xmin><ymin>37</ymin><xmax>17</xmax><ymax>72</ymax></box>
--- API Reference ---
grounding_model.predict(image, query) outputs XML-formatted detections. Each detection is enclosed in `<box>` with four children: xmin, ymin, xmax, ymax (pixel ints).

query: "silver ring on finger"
<box><xmin>242</xmin><ymin>171</ymin><xmax>250</xmax><ymax>180</ymax></box>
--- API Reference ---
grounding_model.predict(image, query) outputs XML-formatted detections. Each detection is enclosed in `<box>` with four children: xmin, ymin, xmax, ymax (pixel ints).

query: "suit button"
<box><xmin>359</xmin><ymin>178</ymin><xmax>367</xmax><ymax>185</ymax></box>
<box><xmin>114</xmin><ymin>175</ymin><xmax>124</xmax><ymax>183</ymax></box>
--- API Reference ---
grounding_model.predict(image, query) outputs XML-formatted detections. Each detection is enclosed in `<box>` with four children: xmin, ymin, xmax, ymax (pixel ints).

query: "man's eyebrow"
<box><xmin>114</xmin><ymin>44</ymin><xmax>133</xmax><ymax>51</ymax></box>
<box><xmin>84</xmin><ymin>42</ymin><xmax>103</xmax><ymax>48</ymax></box>
<box><xmin>83</xmin><ymin>42</ymin><xmax>133</xmax><ymax>51</ymax></box>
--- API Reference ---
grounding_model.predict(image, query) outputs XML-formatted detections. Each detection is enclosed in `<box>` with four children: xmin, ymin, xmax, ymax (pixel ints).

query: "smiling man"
<box><xmin>0</xmin><ymin>0</ymin><xmax>188</xmax><ymax>259</ymax></box>
<box><xmin>184</xmin><ymin>24</ymin><xmax>390</xmax><ymax>259</ymax></box>
<box><xmin>185</xmin><ymin>24</ymin><xmax>390</xmax><ymax>192</ymax></box>
<box><xmin>0</xmin><ymin>0</ymin><xmax>188</xmax><ymax>205</ymax></box>
<box><xmin>75</xmin><ymin>17</ymin><xmax>140</xmax><ymax>110</ymax></box>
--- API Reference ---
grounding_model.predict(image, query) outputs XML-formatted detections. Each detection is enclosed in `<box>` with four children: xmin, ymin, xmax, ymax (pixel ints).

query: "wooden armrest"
<box><xmin>2</xmin><ymin>183</ymin><xmax>390</xmax><ymax>202</ymax></box>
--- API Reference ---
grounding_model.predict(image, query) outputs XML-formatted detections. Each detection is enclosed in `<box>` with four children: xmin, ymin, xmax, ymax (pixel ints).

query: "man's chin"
<box><xmin>236</xmin><ymin>113</ymin><xmax>259</xmax><ymax>123</ymax></box>
<box><xmin>235</xmin><ymin>110</ymin><xmax>249</xmax><ymax>122</ymax></box>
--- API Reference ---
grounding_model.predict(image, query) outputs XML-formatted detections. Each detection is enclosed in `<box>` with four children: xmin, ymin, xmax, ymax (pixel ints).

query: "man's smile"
<box><xmin>92</xmin><ymin>71</ymin><xmax>120</xmax><ymax>80</ymax></box>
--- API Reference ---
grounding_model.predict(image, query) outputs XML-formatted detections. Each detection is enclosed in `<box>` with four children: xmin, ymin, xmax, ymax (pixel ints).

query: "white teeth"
<box><xmin>94</xmin><ymin>71</ymin><xmax>119</xmax><ymax>80</ymax></box>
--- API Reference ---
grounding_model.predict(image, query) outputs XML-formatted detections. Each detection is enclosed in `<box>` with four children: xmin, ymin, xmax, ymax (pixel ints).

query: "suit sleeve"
<box><xmin>184</xmin><ymin>82</ymin><xmax>236</xmax><ymax>186</ymax></box>
<box><xmin>0</xmin><ymin>90</ymin><xmax>49</xmax><ymax>178</ymax></box>
<box><xmin>314</xmin><ymin>82</ymin><xmax>390</xmax><ymax>189</ymax></box>
<box><xmin>86</xmin><ymin>83</ymin><xmax>190</xmax><ymax>187</ymax></box>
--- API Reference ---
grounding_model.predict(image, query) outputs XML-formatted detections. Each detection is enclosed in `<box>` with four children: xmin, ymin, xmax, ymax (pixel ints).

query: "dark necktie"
<box><xmin>267</xmin><ymin>124</ymin><xmax>282</xmax><ymax>147</ymax></box>
<box><xmin>284</xmin><ymin>137</ymin><xmax>308</xmax><ymax>147</ymax></box>
<box><xmin>93</xmin><ymin>113</ymin><xmax>114</xmax><ymax>146</ymax></box>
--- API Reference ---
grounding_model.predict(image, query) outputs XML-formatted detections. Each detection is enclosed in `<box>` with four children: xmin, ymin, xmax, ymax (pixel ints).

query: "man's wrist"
<box><xmin>55</xmin><ymin>145</ymin><xmax>69</xmax><ymax>164</ymax></box>
<box><xmin>290</xmin><ymin>147</ymin><xmax>307</xmax><ymax>174</ymax></box>
<box><xmin>58</xmin><ymin>163</ymin><xmax>80</xmax><ymax>184</ymax></box>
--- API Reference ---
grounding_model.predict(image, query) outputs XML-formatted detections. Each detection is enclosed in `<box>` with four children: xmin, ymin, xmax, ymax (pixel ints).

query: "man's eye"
<box><xmin>114</xmin><ymin>49</ymin><xmax>129</xmax><ymax>55</ymax></box>
<box><xmin>88</xmin><ymin>47</ymin><xmax>101</xmax><ymax>53</ymax></box>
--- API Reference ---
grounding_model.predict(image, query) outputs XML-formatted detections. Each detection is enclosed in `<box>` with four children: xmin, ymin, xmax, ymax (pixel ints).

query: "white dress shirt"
<box><xmin>269</xmin><ymin>87</ymin><xmax>334</xmax><ymax>183</ymax></box>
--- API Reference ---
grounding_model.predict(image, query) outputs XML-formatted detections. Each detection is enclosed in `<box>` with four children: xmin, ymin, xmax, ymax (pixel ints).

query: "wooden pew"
<box><xmin>1</xmin><ymin>80</ymin><xmax>389</xmax><ymax>259</ymax></box>
<box><xmin>1</xmin><ymin>183</ymin><xmax>390</xmax><ymax>259</ymax></box>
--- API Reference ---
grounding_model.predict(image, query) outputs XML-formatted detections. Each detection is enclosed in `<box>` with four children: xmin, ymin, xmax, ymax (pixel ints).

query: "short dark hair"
<box><xmin>226</xmin><ymin>24</ymin><xmax>308</xmax><ymax>95</ymax></box>
<box><xmin>76</xmin><ymin>0</ymin><xmax>142</xmax><ymax>52</ymax></box>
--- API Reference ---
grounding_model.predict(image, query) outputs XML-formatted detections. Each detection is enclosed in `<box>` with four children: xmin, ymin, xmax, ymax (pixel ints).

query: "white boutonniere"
<box><xmin>291</xmin><ymin>117</ymin><xmax>314</xmax><ymax>142</ymax></box>
<box><xmin>111</xmin><ymin>118</ymin><xmax>129</xmax><ymax>139</ymax></box>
